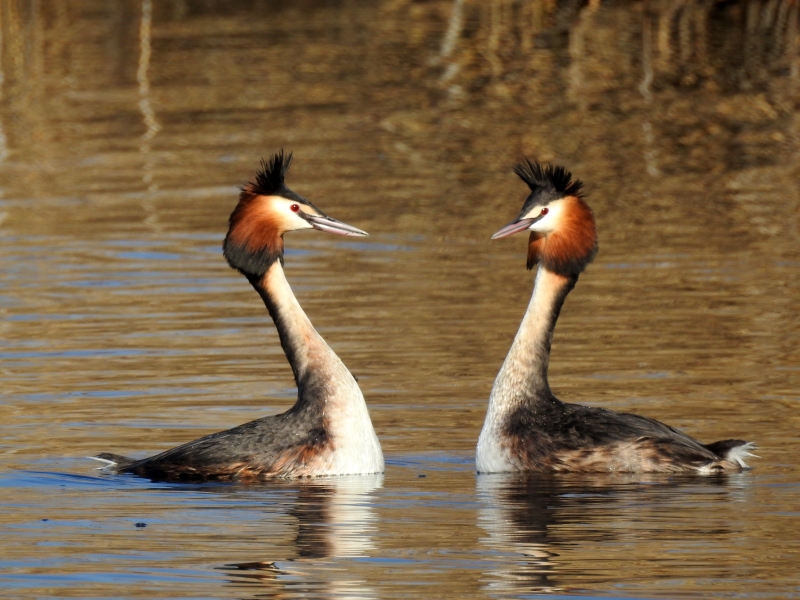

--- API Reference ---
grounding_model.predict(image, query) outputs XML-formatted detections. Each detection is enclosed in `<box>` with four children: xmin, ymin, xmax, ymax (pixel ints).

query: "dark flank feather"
<box><xmin>502</xmin><ymin>396</ymin><xmax>731</xmax><ymax>472</ymax></box>
<box><xmin>112</xmin><ymin>408</ymin><xmax>331</xmax><ymax>482</ymax></box>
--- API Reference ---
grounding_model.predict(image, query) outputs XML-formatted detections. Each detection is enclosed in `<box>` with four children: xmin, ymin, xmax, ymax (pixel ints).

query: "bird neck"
<box><xmin>489</xmin><ymin>266</ymin><xmax>576</xmax><ymax>410</ymax></box>
<box><xmin>248</xmin><ymin>262</ymin><xmax>345</xmax><ymax>410</ymax></box>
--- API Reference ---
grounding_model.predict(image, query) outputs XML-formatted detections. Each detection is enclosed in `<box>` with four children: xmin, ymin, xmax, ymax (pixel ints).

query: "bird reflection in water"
<box><xmin>477</xmin><ymin>473</ymin><xmax>746</xmax><ymax>595</ymax></box>
<box><xmin>221</xmin><ymin>474</ymin><xmax>382</xmax><ymax>595</ymax></box>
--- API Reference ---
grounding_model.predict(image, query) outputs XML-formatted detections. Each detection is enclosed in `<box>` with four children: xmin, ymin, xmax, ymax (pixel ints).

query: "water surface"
<box><xmin>1</xmin><ymin>1</ymin><xmax>799</xmax><ymax>597</ymax></box>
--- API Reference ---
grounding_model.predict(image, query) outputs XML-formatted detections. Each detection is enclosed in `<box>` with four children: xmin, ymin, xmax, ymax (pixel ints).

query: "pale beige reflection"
<box><xmin>223</xmin><ymin>475</ymin><xmax>382</xmax><ymax>596</ymax></box>
<box><xmin>477</xmin><ymin>473</ymin><xmax>753</xmax><ymax>595</ymax></box>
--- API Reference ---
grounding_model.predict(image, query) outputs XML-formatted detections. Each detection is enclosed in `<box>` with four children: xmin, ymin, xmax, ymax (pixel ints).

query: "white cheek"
<box><xmin>270</xmin><ymin>198</ymin><xmax>314</xmax><ymax>231</ymax></box>
<box><xmin>528</xmin><ymin>217</ymin><xmax>552</xmax><ymax>233</ymax></box>
<box><xmin>526</xmin><ymin>202</ymin><xmax>564</xmax><ymax>234</ymax></box>
<box><xmin>285</xmin><ymin>210</ymin><xmax>313</xmax><ymax>230</ymax></box>
<box><xmin>528</xmin><ymin>212</ymin><xmax>557</xmax><ymax>233</ymax></box>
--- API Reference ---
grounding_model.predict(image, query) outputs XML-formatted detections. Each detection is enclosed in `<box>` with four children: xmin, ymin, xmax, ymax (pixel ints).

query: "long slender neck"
<box><xmin>248</xmin><ymin>262</ymin><xmax>343</xmax><ymax>410</ymax></box>
<box><xmin>489</xmin><ymin>266</ymin><xmax>576</xmax><ymax>411</ymax></box>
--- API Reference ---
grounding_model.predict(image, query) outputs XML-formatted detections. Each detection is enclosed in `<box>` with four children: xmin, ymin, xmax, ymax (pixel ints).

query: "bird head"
<box><xmin>223</xmin><ymin>151</ymin><xmax>367</xmax><ymax>278</ymax></box>
<box><xmin>492</xmin><ymin>160</ymin><xmax>597</xmax><ymax>277</ymax></box>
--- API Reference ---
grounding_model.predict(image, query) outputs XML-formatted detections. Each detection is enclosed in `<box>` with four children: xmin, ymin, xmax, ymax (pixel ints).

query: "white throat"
<box><xmin>261</xmin><ymin>262</ymin><xmax>384</xmax><ymax>475</ymax></box>
<box><xmin>476</xmin><ymin>266</ymin><xmax>571</xmax><ymax>473</ymax></box>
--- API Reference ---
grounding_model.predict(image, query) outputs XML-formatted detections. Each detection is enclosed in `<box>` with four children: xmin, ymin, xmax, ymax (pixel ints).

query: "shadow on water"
<box><xmin>477</xmin><ymin>472</ymin><xmax>752</xmax><ymax>595</ymax></box>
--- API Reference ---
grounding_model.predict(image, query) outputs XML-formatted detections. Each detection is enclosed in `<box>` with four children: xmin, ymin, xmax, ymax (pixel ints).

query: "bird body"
<box><xmin>477</xmin><ymin>161</ymin><xmax>755</xmax><ymax>475</ymax></box>
<box><xmin>96</xmin><ymin>152</ymin><xmax>383</xmax><ymax>481</ymax></box>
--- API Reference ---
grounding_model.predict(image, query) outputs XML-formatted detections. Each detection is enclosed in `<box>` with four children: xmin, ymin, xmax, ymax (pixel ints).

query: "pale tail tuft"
<box><xmin>726</xmin><ymin>442</ymin><xmax>759</xmax><ymax>469</ymax></box>
<box><xmin>87</xmin><ymin>456</ymin><xmax>118</xmax><ymax>469</ymax></box>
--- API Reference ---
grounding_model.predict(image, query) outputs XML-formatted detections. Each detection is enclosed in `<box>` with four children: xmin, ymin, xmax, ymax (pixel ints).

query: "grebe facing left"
<box><xmin>476</xmin><ymin>160</ymin><xmax>756</xmax><ymax>475</ymax></box>
<box><xmin>96</xmin><ymin>152</ymin><xmax>384</xmax><ymax>481</ymax></box>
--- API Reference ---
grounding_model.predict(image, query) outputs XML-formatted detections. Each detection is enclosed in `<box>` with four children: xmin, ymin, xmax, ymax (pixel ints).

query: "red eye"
<box><xmin>541</xmin><ymin>207</ymin><xmax>549</xmax><ymax>216</ymax></box>
<box><xmin>290</xmin><ymin>204</ymin><xmax>300</xmax><ymax>212</ymax></box>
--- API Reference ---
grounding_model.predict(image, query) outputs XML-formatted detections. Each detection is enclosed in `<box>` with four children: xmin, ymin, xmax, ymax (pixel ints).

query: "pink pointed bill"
<box><xmin>305</xmin><ymin>214</ymin><xmax>369</xmax><ymax>237</ymax></box>
<box><xmin>491</xmin><ymin>218</ymin><xmax>534</xmax><ymax>239</ymax></box>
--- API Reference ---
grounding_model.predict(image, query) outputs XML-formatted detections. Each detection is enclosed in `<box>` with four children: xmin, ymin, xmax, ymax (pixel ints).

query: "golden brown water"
<box><xmin>1</xmin><ymin>0</ymin><xmax>799</xmax><ymax>597</ymax></box>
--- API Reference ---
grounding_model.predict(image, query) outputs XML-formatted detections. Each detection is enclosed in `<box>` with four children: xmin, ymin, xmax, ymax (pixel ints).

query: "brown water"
<box><xmin>1</xmin><ymin>0</ymin><xmax>799</xmax><ymax>597</ymax></box>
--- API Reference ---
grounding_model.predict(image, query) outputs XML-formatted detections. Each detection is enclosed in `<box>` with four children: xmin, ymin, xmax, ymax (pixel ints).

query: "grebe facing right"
<box><xmin>96</xmin><ymin>152</ymin><xmax>384</xmax><ymax>481</ymax></box>
<box><xmin>476</xmin><ymin>160</ymin><xmax>756</xmax><ymax>475</ymax></box>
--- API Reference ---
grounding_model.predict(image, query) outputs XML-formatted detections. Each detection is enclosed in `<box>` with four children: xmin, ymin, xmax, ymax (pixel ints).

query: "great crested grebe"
<box><xmin>476</xmin><ymin>160</ymin><xmax>756</xmax><ymax>474</ymax></box>
<box><xmin>96</xmin><ymin>151</ymin><xmax>384</xmax><ymax>481</ymax></box>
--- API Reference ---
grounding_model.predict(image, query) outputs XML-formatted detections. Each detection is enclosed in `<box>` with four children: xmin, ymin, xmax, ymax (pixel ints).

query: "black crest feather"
<box><xmin>513</xmin><ymin>159</ymin><xmax>583</xmax><ymax>198</ymax></box>
<box><xmin>247</xmin><ymin>150</ymin><xmax>293</xmax><ymax>196</ymax></box>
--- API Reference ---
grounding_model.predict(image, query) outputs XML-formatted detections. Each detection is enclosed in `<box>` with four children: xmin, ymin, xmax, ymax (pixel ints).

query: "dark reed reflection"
<box><xmin>430</xmin><ymin>0</ymin><xmax>798</xmax><ymax>96</ymax></box>
<box><xmin>220</xmin><ymin>475</ymin><xmax>382</xmax><ymax>596</ymax></box>
<box><xmin>476</xmin><ymin>472</ymin><xmax>750</xmax><ymax>595</ymax></box>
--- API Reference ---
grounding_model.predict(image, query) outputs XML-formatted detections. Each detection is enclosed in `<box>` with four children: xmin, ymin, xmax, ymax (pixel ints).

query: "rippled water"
<box><xmin>1</xmin><ymin>1</ymin><xmax>799</xmax><ymax>597</ymax></box>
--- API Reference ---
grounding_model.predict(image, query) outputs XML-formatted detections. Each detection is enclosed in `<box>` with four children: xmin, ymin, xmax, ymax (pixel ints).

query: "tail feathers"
<box><xmin>91</xmin><ymin>452</ymin><xmax>138</xmax><ymax>470</ymax></box>
<box><xmin>724</xmin><ymin>442</ymin><xmax>759</xmax><ymax>469</ymax></box>
<box><xmin>704</xmin><ymin>439</ymin><xmax>759</xmax><ymax>469</ymax></box>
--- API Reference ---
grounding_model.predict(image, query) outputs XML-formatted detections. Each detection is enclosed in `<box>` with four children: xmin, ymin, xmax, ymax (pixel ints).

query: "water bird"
<box><xmin>95</xmin><ymin>152</ymin><xmax>384</xmax><ymax>481</ymax></box>
<box><xmin>476</xmin><ymin>160</ymin><xmax>756</xmax><ymax>474</ymax></box>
